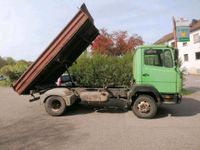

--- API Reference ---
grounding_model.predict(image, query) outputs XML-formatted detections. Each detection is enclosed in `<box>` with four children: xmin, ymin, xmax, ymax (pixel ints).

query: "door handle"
<box><xmin>143</xmin><ymin>73</ymin><xmax>149</xmax><ymax>77</ymax></box>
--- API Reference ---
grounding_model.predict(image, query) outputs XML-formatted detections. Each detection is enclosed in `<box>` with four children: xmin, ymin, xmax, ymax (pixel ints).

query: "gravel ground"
<box><xmin>0</xmin><ymin>75</ymin><xmax>200</xmax><ymax>150</ymax></box>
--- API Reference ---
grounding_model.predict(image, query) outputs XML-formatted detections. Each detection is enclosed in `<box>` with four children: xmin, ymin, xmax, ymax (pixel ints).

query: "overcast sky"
<box><xmin>0</xmin><ymin>0</ymin><xmax>200</xmax><ymax>61</ymax></box>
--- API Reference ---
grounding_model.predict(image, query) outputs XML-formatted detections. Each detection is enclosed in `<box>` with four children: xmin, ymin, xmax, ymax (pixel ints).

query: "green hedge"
<box><xmin>0</xmin><ymin>60</ymin><xmax>29</xmax><ymax>86</ymax></box>
<box><xmin>69</xmin><ymin>53</ymin><xmax>133</xmax><ymax>87</ymax></box>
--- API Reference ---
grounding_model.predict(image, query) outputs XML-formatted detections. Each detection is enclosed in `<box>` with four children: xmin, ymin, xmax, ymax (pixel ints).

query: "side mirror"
<box><xmin>174</xmin><ymin>60</ymin><xmax>178</xmax><ymax>66</ymax></box>
<box><xmin>174</xmin><ymin>49</ymin><xmax>179</xmax><ymax>62</ymax></box>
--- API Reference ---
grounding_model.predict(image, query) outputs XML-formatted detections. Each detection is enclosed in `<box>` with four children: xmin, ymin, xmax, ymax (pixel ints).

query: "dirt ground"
<box><xmin>0</xmin><ymin>75</ymin><xmax>200</xmax><ymax>150</ymax></box>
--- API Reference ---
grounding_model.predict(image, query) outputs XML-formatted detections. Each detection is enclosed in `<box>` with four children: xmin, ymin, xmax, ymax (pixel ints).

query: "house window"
<box><xmin>196</xmin><ymin>52</ymin><xmax>200</xmax><ymax>60</ymax></box>
<box><xmin>184</xmin><ymin>54</ymin><xmax>189</xmax><ymax>62</ymax></box>
<box><xmin>193</xmin><ymin>33</ymin><xmax>200</xmax><ymax>44</ymax></box>
<box><xmin>182</xmin><ymin>42</ymin><xmax>187</xmax><ymax>47</ymax></box>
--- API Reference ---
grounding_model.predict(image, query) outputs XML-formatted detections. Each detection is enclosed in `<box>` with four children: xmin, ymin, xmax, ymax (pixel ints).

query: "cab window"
<box><xmin>163</xmin><ymin>49</ymin><xmax>173</xmax><ymax>68</ymax></box>
<box><xmin>144</xmin><ymin>49</ymin><xmax>173</xmax><ymax>68</ymax></box>
<box><xmin>144</xmin><ymin>49</ymin><xmax>163</xmax><ymax>66</ymax></box>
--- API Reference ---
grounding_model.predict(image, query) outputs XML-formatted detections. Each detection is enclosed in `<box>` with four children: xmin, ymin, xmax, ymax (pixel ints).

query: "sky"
<box><xmin>0</xmin><ymin>0</ymin><xmax>200</xmax><ymax>61</ymax></box>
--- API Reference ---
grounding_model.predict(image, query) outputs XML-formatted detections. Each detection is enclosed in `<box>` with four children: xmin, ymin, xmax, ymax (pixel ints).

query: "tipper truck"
<box><xmin>13</xmin><ymin>4</ymin><xmax>182</xmax><ymax>119</ymax></box>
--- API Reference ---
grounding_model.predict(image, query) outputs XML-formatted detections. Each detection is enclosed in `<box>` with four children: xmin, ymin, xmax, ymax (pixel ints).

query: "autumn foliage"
<box><xmin>91</xmin><ymin>28</ymin><xmax>144</xmax><ymax>55</ymax></box>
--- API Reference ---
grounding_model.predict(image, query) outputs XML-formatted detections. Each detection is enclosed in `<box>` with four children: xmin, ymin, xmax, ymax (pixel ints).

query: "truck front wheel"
<box><xmin>45</xmin><ymin>96</ymin><xmax>66</xmax><ymax>116</ymax></box>
<box><xmin>132</xmin><ymin>95</ymin><xmax>157</xmax><ymax>119</ymax></box>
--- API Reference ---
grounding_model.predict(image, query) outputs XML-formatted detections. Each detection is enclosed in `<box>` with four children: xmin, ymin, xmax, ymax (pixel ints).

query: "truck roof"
<box><xmin>137</xmin><ymin>45</ymin><xmax>173</xmax><ymax>49</ymax></box>
<box><xmin>13</xmin><ymin>4</ymin><xmax>99</xmax><ymax>95</ymax></box>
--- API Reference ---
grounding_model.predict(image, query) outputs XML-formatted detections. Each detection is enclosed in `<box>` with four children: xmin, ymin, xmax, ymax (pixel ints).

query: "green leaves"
<box><xmin>0</xmin><ymin>60</ymin><xmax>30</xmax><ymax>84</ymax></box>
<box><xmin>69</xmin><ymin>53</ymin><xmax>133</xmax><ymax>87</ymax></box>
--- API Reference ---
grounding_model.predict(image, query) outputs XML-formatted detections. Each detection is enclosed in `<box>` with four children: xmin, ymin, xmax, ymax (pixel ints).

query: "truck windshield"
<box><xmin>144</xmin><ymin>49</ymin><xmax>173</xmax><ymax>68</ymax></box>
<box><xmin>163</xmin><ymin>49</ymin><xmax>173</xmax><ymax>68</ymax></box>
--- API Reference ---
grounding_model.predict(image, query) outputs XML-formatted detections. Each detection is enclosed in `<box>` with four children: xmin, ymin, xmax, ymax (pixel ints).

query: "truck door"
<box><xmin>141</xmin><ymin>49</ymin><xmax>177</xmax><ymax>93</ymax></box>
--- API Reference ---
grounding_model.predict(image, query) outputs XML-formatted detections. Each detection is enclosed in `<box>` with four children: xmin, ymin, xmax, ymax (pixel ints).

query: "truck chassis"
<box><xmin>34</xmin><ymin>85</ymin><xmax>181</xmax><ymax>118</ymax></box>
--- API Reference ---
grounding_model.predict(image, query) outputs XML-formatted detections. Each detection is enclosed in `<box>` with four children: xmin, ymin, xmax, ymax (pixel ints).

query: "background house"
<box><xmin>155</xmin><ymin>19</ymin><xmax>200</xmax><ymax>74</ymax></box>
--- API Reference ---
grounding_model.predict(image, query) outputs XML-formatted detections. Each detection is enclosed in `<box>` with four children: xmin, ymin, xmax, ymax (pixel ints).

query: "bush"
<box><xmin>0</xmin><ymin>60</ymin><xmax>29</xmax><ymax>84</ymax></box>
<box><xmin>69</xmin><ymin>53</ymin><xmax>133</xmax><ymax>87</ymax></box>
<box><xmin>0</xmin><ymin>78</ymin><xmax>11</xmax><ymax>86</ymax></box>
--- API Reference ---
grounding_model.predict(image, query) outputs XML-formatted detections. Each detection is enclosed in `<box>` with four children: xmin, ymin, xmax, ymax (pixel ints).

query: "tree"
<box><xmin>6</xmin><ymin>57</ymin><xmax>16</xmax><ymax>65</ymax></box>
<box><xmin>0</xmin><ymin>56</ymin><xmax>7</xmax><ymax>68</ymax></box>
<box><xmin>91</xmin><ymin>28</ymin><xmax>114</xmax><ymax>55</ymax></box>
<box><xmin>0</xmin><ymin>60</ymin><xmax>29</xmax><ymax>82</ymax></box>
<box><xmin>91</xmin><ymin>28</ymin><xmax>143</xmax><ymax>55</ymax></box>
<box><xmin>0</xmin><ymin>56</ymin><xmax>16</xmax><ymax>69</ymax></box>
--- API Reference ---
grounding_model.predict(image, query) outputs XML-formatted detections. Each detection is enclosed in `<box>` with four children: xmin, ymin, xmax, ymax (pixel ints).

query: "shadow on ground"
<box><xmin>64</xmin><ymin>99</ymin><xmax>128</xmax><ymax>116</ymax></box>
<box><xmin>183</xmin><ymin>87</ymin><xmax>200</xmax><ymax>95</ymax></box>
<box><xmin>64</xmin><ymin>96</ymin><xmax>200</xmax><ymax>119</ymax></box>
<box><xmin>156</xmin><ymin>97</ymin><xmax>200</xmax><ymax>118</ymax></box>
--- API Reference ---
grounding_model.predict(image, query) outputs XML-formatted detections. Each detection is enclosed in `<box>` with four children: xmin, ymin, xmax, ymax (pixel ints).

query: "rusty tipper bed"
<box><xmin>13</xmin><ymin>4</ymin><xmax>99</xmax><ymax>95</ymax></box>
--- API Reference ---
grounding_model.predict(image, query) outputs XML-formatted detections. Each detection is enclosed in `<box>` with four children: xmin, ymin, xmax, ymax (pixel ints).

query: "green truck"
<box><xmin>130</xmin><ymin>45</ymin><xmax>182</xmax><ymax>118</ymax></box>
<box><xmin>40</xmin><ymin>45</ymin><xmax>182</xmax><ymax>119</ymax></box>
<box><xmin>13</xmin><ymin>4</ymin><xmax>182</xmax><ymax>119</ymax></box>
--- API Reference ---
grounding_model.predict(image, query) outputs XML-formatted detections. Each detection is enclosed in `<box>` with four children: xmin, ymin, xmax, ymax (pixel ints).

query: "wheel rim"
<box><xmin>51</xmin><ymin>100</ymin><xmax>61</xmax><ymax>111</ymax></box>
<box><xmin>137</xmin><ymin>101</ymin><xmax>151</xmax><ymax>113</ymax></box>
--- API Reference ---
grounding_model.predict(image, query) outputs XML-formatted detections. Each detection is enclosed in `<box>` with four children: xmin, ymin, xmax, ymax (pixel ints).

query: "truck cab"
<box><xmin>129</xmin><ymin>45</ymin><xmax>182</xmax><ymax>118</ymax></box>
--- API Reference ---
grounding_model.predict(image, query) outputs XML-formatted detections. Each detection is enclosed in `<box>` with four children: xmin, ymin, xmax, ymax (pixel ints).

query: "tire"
<box><xmin>45</xmin><ymin>96</ymin><xmax>66</xmax><ymax>116</ymax></box>
<box><xmin>132</xmin><ymin>95</ymin><xmax>157</xmax><ymax>119</ymax></box>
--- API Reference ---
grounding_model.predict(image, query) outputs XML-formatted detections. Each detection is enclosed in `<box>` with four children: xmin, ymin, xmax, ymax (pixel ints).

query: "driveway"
<box><xmin>0</xmin><ymin>75</ymin><xmax>200</xmax><ymax>150</ymax></box>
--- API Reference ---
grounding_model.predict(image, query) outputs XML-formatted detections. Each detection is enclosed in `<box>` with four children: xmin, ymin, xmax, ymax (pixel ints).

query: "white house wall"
<box><xmin>167</xmin><ymin>29</ymin><xmax>200</xmax><ymax>74</ymax></box>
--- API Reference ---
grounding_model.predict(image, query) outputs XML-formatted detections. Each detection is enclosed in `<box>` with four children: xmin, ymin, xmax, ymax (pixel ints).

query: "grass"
<box><xmin>181</xmin><ymin>88</ymin><xmax>193</xmax><ymax>95</ymax></box>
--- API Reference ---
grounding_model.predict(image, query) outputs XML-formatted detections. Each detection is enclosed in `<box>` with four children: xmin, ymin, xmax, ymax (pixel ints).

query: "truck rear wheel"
<box><xmin>132</xmin><ymin>95</ymin><xmax>157</xmax><ymax>119</ymax></box>
<box><xmin>45</xmin><ymin>96</ymin><xmax>66</xmax><ymax>116</ymax></box>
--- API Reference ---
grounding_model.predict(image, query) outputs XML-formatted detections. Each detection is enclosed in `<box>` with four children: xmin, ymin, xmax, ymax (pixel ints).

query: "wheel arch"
<box><xmin>41</xmin><ymin>88</ymin><xmax>77</xmax><ymax>106</ymax></box>
<box><xmin>128</xmin><ymin>85</ymin><xmax>162</xmax><ymax>105</ymax></box>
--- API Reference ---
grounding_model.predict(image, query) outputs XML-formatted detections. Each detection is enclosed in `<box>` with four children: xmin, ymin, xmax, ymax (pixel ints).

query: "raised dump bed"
<box><xmin>13</xmin><ymin>4</ymin><xmax>99</xmax><ymax>95</ymax></box>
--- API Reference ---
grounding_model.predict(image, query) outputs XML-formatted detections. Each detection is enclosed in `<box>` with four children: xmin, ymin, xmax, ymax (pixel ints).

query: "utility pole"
<box><xmin>173</xmin><ymin>16</ymin><xmax>178</xmax><ymax>49</ymax></box>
